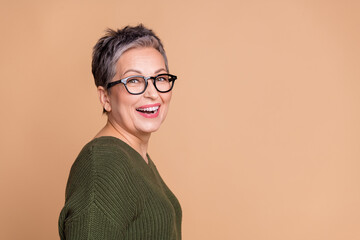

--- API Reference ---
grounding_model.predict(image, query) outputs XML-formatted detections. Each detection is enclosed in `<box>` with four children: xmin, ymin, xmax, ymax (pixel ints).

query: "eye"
<box><xmin>126</xmin><ymin>77</ymin><xmax>142</xmax><ymax>84</ymax></box>
<box><xmin>156</xmin><ymin>75</ymin><xmax>170</xmax><ymax>82</ymax></box>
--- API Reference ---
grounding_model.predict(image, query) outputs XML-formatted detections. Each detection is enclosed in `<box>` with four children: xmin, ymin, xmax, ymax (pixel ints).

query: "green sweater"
<box><xmin>58</xmin><ymin>136</ymin><xmax>182</xmax><ymax>239</ymax></box>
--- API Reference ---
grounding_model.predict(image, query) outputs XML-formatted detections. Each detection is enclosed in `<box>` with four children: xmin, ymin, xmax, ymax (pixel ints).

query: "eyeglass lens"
<box><xmin>125</xmin><ymin>74</ymin><xmax>174</xmax><ymax>94</ymax></box>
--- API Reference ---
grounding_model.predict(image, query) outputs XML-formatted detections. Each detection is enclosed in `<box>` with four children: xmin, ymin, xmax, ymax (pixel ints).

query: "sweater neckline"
<box><xmin>91</xmin><ymin>136</ymin><xmax>160</xmax><ymax>184</ymax></box>
<box><xmin>92</xmin><ymin>135</ymin><xmax>153</xmax><ymax>167</ymax></box>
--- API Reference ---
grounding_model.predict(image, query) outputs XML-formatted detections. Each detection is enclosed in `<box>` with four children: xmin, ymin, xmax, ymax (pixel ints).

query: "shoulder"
<box><xmin>65</xmin><ymin>137</ymin><xmax>139</xmax><ymax>200</ymax></box>
<box><xmin>62</xmin><ymin>137</ymin><xmax>140</xmax><ymax>222</ymax></box>
<box><xmin>78</xmin><ymin>136</ymin><xmax>133</xmax><ymax>163</ymax></box>
<box><xmin>70</xmin><ymin>136</ymin><xmax>135</xmax><ymax>175</ymax></box>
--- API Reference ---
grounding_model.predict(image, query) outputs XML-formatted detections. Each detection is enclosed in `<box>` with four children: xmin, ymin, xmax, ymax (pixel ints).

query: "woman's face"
<box><xmin>107</xmin><ymin>47</ymin><xmax>172</xmax><ymax>137</ymax></box>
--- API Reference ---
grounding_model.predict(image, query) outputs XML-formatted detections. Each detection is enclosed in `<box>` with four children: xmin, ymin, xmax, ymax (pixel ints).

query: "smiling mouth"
<box><xmin>136</xmin><ymin>106</ymin><xmax>160</xmax><ymax>114</ymax></box>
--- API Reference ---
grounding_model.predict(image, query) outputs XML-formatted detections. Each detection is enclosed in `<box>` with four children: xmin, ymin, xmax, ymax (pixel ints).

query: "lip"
<box><xmin>136</xmin><ymin>103</ymin><xmax>161</xmax><ymax>118</ymax></box>
<box><xmin>137</xmin><ymin>103</ymin><xmax>161</xmax><ymax>109</ymax></box>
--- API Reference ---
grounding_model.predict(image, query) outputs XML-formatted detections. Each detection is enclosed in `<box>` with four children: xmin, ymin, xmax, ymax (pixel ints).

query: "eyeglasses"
<box><xmin>107</xmin><ymin>73</ymin><xmax>177</xmax><ymax>95</ymax></box>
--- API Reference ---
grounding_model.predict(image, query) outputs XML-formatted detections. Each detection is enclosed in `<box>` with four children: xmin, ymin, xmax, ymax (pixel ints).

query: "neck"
<box><xmin>97</xmin><ymin>119</ymin><xmax>151</xmax><ymax>163</ymax></box>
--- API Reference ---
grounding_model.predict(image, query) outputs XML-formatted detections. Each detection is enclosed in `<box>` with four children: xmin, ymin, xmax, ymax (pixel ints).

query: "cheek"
<box><xmin>110</xmin><ymin>91</ymin><xmax>137</xmax><ymax>114</ymax></box>
<box><xmin>162</xmin><ymin>92</ymin><xmax>172</xmax><ymax>104</ymax></box>
<box><xmin>161</xmin><ymin>93</ymin><xmax>172</xmax><ymax>119</ymax></box>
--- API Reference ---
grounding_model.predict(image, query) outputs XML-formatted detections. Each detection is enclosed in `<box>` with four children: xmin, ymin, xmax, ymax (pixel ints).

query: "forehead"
<box><xmin>116</xmin><ymin>47</ymin><xmax>166</xmax><ymax>76</ymax></box>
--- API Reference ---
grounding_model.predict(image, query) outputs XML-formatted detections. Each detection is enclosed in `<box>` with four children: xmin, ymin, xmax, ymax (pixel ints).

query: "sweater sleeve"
<box><xmin>59</xmin><ymin>142</ymin><xmax>138</xmax><ymax>240</ymax></box>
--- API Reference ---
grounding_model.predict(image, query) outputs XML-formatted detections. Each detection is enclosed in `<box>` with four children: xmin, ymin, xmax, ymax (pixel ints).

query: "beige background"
<box><xmin>1</xmin><ymin>0</ymin><xmax>360</xmax><ymax>239</ymax></box>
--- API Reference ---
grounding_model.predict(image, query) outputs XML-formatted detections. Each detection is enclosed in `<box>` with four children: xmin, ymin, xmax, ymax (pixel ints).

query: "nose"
<box><xmin>143</xmin><ymin>79</ymin><xmax>159</xmax><ymax>99</ymax></box>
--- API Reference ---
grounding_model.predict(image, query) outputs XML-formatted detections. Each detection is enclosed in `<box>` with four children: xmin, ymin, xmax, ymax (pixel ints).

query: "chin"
<box><xmin>138</xmin><ymin>127</ymin><xmax>160</xmax><ymax>135</ymax></box>
<box><xmin>134</xmin><ymin>113</ymin><xmax>166</xmax><ymax>133</ymax></box>
<box><xmin>136</xmin><ymin>123</ymin><xmax>162</xmax><ymax>134</ymax></box>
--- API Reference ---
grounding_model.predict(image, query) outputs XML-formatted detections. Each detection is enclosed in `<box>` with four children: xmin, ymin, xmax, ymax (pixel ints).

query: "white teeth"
<box><xmin>137</xmin><ymin>106</ymin><xmax>159</xmax><ymax>112</ymax></box>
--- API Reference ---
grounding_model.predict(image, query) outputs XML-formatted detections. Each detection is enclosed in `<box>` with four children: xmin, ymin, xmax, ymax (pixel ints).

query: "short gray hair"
<box><xmin>92</xmin><ymin>24</ymin><xmax>168</xmax><ymax>89</ymax></box>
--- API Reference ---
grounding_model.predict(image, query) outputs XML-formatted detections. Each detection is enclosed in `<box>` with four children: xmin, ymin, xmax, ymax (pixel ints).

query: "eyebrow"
<box><xmin>122</xmin><ymin>68</ymin><xmax>167</xmax><ymax>77</ymax></box>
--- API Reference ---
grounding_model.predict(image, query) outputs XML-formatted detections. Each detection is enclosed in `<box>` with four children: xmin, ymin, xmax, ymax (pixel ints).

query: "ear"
<box><xmin>97</xmin><ymin>86</ymin><xmax>111</xmax><ymax>112</ymax></box>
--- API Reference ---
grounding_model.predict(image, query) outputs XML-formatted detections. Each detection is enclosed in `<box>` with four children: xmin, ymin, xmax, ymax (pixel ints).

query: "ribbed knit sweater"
<box><xmin>58</xmin><ymin>136</ymin><xmax>182</xmax><ymax>239</ymax></box>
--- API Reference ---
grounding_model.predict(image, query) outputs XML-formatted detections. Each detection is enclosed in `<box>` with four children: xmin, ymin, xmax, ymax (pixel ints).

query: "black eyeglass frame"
<box><xmin>106</xmin><ymin>73</ymin><xmax>177</xmax><ymax>95</ymax></box>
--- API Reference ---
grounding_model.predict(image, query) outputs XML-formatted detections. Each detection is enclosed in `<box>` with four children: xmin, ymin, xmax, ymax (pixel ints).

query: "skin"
<box><xmin>95</xmin><ymin>47</ymin><xmax>172</xmax><ymax>162</ymax></box>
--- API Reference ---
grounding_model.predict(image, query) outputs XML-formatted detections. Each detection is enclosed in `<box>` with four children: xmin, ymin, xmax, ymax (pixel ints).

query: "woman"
<box><xmin>58</xmin><ymin>25</ymin><xmax>182</xmax><ymax>240</ymax></box>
